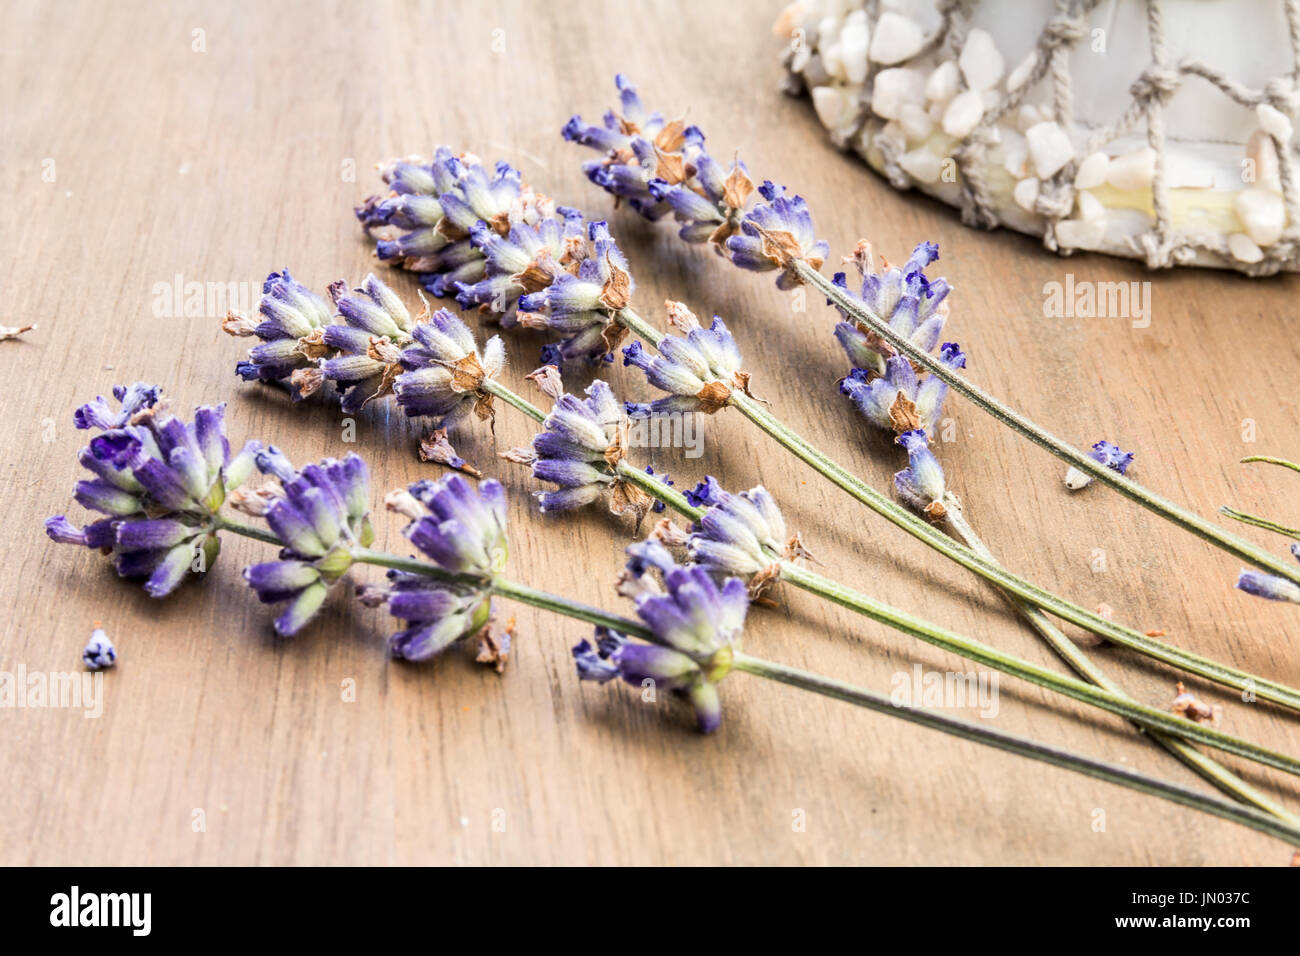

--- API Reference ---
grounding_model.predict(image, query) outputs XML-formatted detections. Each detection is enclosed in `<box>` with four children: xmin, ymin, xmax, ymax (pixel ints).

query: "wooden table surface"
<box><xmin>4</xmin><ymin>0</ymin><xmax>1299</xmax><ymax>866</ymax></box>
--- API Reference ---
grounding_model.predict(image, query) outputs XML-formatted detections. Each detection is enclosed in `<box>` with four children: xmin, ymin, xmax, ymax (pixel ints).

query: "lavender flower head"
<box><xmin>455</xmin><ymin>210</ymin><xmax>586</xmax><ymax>327</ymax></box>
<box><xmin>46</xmin><ymin>386</ymin><xmax>260</xmax><ymax>598</ymax></box>
<box><xmin>370</xmin><ymin>475</ymin><xmax>508</xmax><ymax>661</ymax></box>
<box><xmin>678</xmin><ymin>477</ymin><xmax>793</xmax><ymax>582</ymax></box>
<box><xmin>224</xmin><ymin>270</ymin><xmax>333</xmax><ymax>399</ymax></box>
<box><xmin>393</xmin><ymin>306</ymin><xmax>505</xmax><ymax>426</ymax></box>
<box><xmin>356</xmin><ymin>148</ymin><xmax>557</xmax><ymax>297</ymax></box>
<box><xmin>241</xmin><ymin>451</ymin><xmax>374</xmax><ymax>636</ymax></box>
<box><xmin>1064</xmin><ymin>440</ymin><xmax>1136</xmax><ymax>491</ymax></box>
<box><xmin>726</xmin><ymin>181</ymin><xmax>829</xmax><ymax>290</ymax></box>
<box><xmin>894</xmin><ymin>430</ymin><xmax>947</xmax><ymax>520</ymax></box>
<box><xmin>502</xmin><ymin>379</ymin><xmax>653</xmax><ymax>521</ymax></box>
<box><xmin>564</xmin><ymin>79</ymin><xmax>828</xmax><ymax>287</ymax></box>
<box><xmin>833</xmin><ymin>241</ymin><xmax>953</xmax><ymax>377</ymax></box>
<box><xmin>563</xmin><ymin>74</ymin><xmax>705</xmax><ymax>220</ymax></box>
<box><xmin>623</xmin><ymin>302</ymin><xmax>750</xmax><ymax>418</ymax></box>
<box><xmin>573</xmin><ymin>553</ymin><xmax>749</xmax><ymax>733</ymax></box>
<box><xmin>840</xmin><ymin>342</ymin><xmax>966</xmax><ymax>436</ymax></box>
<box><xmin>1236</xmin><ymin>544</ymin><xmax>1300</xmax><ymax>605</ymax></box>
<box><xmin>515</xmin><ymin>221</ymin><xmax>635</xmax><ymax>365</ymax></box>
<box><xmin>318</xmin><ymin>273</ymin><xmax>418</xmax><ymax>414</ymax></box>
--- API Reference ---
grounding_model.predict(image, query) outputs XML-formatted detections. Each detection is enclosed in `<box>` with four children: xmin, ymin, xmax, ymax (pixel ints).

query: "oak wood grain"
<box><xmin>2</xmin><ymin>0</ymin><xmax>1298</xmax><ymax>865</ymax></box>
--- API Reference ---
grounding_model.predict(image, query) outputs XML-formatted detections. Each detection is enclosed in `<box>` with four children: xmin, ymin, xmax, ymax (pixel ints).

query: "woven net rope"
<box><xmin>779</xmin><ymin>0</ymin><xmax>1300</xmax><ymax>274</ymax></box>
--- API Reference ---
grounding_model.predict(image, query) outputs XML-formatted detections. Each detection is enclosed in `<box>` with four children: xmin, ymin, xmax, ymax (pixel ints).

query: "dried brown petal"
<box><xmin>289</xmin><ymin>366</ymin><xmax>325</xmax><ymax>399</ymax></box>
<box><xmin>475</xmin><ymin>614</ymin><xmax>515</xmax><ymax>674</ymax></box>
<box><xmin>721</xmin><ymin>164</ymin><xmax>756</xmax><ymax>210</ymax></box>
<box><xmin>748</xmin><ymin>563</ymin><xmax>783</xmax><ymax>606</ymax></box>
<box><xmin>598</xmin><ymin>255</ymin><xmax>633</xmax><ymax>311</ymax></box>
<box><xmin>221</xmin><ymin>311</ymin><xmax>257</xmax><ymax>337</ymax></box>
<box><xmin>600</xmin><ymin>318</ymin><xmax>629</xmax><ymax>357</ymax></box>
<box><xmin>524</xmin><ymin>364</ymin><xmax>564</xmax><ymax>401</ymax></box>
<box><xmin>419</xmin><ymin>428</ymin><xmax>482</xmax><ymax>477</ymax></box>
<box><xmin>664</xmin><ymin>300</ymin><xmax>700</xmax><ymax>333</ymax></box>
<box><xmin>295</xmin><ymin>327</ymin><xmax>332</xmax><ymax>360</ymax></box>
<box><xmin>609</xmin><ymin>479</ymin><xmax>654</xmax><ymax>531</ymax></box>
<box><xmin>887</xmin><ymin>391</ymin><xmax>922</xmax><ymax>434</ymax></box>
<box><xmin>695</xmin><ymin>380</ymin><xmax>732</xmax><ymax>414</ymax></box>
<box><xmin>450</xmin><ymin>352</ymin><xmax>486</xmax><ymax>393</ymax></box>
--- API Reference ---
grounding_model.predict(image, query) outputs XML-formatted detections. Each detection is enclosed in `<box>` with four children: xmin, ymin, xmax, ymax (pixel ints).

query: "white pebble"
<box><xmin>840</xmin><ymin>13</ymin><xmax>871</xmax><ymax>84</ymax></box>
<box><xmin>1257</xmin><ymin>102</ymin><xmax>1294</xmax><ymax>143</ymax></box>
<box><xmin>942</xmin><ymin>89</ymin><xmax>985</xmax><ymax>138</ymax></box>
<box><xmin>869</xmin><ymin>11</ymin><xmax>924</xmax><ymax>65</ymax></box>
<box><xmin>899</xmin><ymin>102</ymin><xmax>935</xmax><ymax>142</ymax></box>
<box><xmin>1235</xmin><ymin>187</ymin><xmax>1286</xmax><ymax>245</ymax></box>
<box><xmin>812</xmin><ymin>85</ymin><xmax>851</xmax><ymax>130</ymax></box>
<box><xmin>1227</xmin><ymin>232</ymin><xmax>1265</xmax><ymax>263</ymax></box>
<box><xmin>1105</xmin><ymin>147</ymin><xmax>1156</xmax><ymax>191</ymax></box>
<box><xmin>1013</xmin><ymin>177</ymin><xmax>1040</xmax><ymax>212</ymax></box>
<box><xmin>1006</xmin><ymin>51</ymin><xmax>1037</xmax><ymax>92</ymax></box>
<box><xmin>1055</xmin><ymin>218</ymin><xmax>1105</xmax><ymax>249</ymax></box>
<box><xmin>871</xmin><ymin>68</ymin><xmax>926</xmax><ymax>121</ymax></box>
<box><xmin>1003</xmin><ymin>145</ymin><xmax>1028</xmax><ymax>178</ymax></box>
<box><xmin>899</xmin><ymin>147</ymin><xmax>944</xmax><ymax>183</ymax></box>
<box><xmin>1073</xmin><ymin>152</ymin><xmax>1109</xmax><ymax>190</ymax></box>
<box><xmin>959</xmin><ymin>28</ymin><xmax>1005</xmax><ymax>92</ymax></box>
<box><xmin>1025</xmin><ymin>121</ymin><xmax>1075</xmax><ymax>178</ymax></box>
<box><xmin>925</xmin><ymin>61</ymin><xmax>960</xmax><ymax>104</ymax></box>
<box><xmin>822</xmin><ymin>41</ymin><xmax>847</xmax><ymax>82</ymax></box>
<box><xmin>1246</xmin><ymin>128</ymin><xmax>1281</xmax><ymax>190</ymax></box>
<box><xmin>1075</xmin><ymin>189</ymin><xmax>1104</xmax><ymax>221</ymax></box>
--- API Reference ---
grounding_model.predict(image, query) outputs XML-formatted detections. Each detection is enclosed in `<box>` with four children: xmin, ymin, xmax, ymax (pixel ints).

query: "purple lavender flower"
<box><xmin>319</xmin><ymin>273</ymin><xmax>416</xmax><ymax>414</ymax></box>
<box><xmin>82</xmin><ymin>625</ymin><xmax>117</xmax><ymax>670</ymax></box>
<box><xmin>725</xmin><ymin>181</ymin><xmax>829</xmax><ymax>290</ymax></box>
<box><xmin>73</xmin><ymin>383</ymin><xmax>161</xmax><ymax>430</ymax></box>
<box><xmin>504</xmin><ymin>380</ymin><xmax>638</xmax><ymax>514</ymax></box>
<box><xmin>622</xmin><ymin>303</ymin><xmax>749</xmax><ymax>418</ymax></box>
<box><xmin>357</xmin><ymin>148</ymin><xmax>557</xmax><ymax>297</ymax></box>
<box><xmin>646</xmin><ymin>150</ymin><xmax>756</xmax><ymax>244</ymax></box>
<box><xmin>679</xmin><ymin>478</ymin><xmax>789</xmax><ymax>578</ymax></box>
<box><xmin>1237</xmin><ymin>546</ymin><xmax>1300</xmax><ymax>604</ymax></box>
<box><xmin>400</xmin><ymin>475</ymin><xmax>508</xmax><ymax>576</ymax></box>
<box><xmin>515</xmin><ymin>221</ymin><xmax>635</xmax><ymax>365</ymax></box>
<box><xmin>573</xmin><ymin>559</ymin><xmax>749</xmax><ymax>733</ymax></box>
<box><xmin>894</xmin><ymin>430</ymin><xmax>947</xmax><ymax>520</ymax></box>
<box><xmin>375</xmin><ymin>571</ymin><xmax>495</xmax><ymax>661</ymax></box>
<box><xmin>832</xmin><ymin>241</ymin><xmax>953</xmax><ymax>376</ymax></box>
<box><xmin>367</xmin><ymin>475</ymin><xmax>507</xmax><ymax>661</ymax></box>
<box><xmin>455</xmin><ymin>211</ymin><xmax>585</xmax><ymax>326</ymax></box>
<box><xmin>241</xmin><ymin>452</ymin><xmax>373</xmax><ymax>636</ymax></box>
<box><xmin>563</xmin><ymin>75</ymin><xmax>705</xmax><ymax>219</ymax></box>
<box><xmin>840</xmin><ymin>343</ymin><xmax>966</xmax><ymax>436</ymax></box>
<box><xmin>224</xmin><ymin>271</ymin><xmax>333</xmax><ymax>399</ymax></box>
<box><xmin>46</xmin><ymin>389</ymin><xmax>260</xmax><ymax>598</ymax></box>
<box><xmin>392</xmin><ymin>307</ymin><xmax>505</xmax><ymax>425</ymax></box>
<box><xmin>1064</xmin><ymin>440</ymin><xmax>1136</xmax><ymax>490</ymax></box>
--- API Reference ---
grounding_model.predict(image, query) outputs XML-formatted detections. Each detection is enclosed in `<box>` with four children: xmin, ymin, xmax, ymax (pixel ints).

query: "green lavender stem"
<box><xmin>1242</xmin><ymin>455</ymin><xmax>1300</xmax><ymax>475</ymax></box>
<box><xmin>1220</xmin><ymin>507</ymin><xmax>1300</xmax><ymax>541</ymax></box>
<box><xmin>793</xmin><ymin>259</ymin><xmax>1300</xmax><ymax>588</ymax></box>
<box><xmin>212</xmin><ymin>515</ymin><xmax>284</xmax><ymax>546</ymax></box>
<box><xmin>944</xmin><ymin>501</ymin><xmax>1299</xmax><ymax>823</ymax></box>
